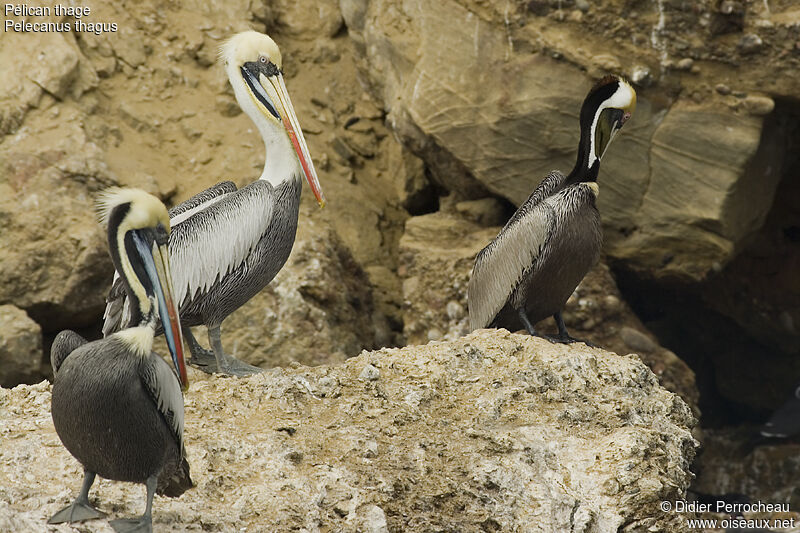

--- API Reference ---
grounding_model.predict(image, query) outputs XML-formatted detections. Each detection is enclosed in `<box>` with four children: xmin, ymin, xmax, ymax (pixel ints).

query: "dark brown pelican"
<box><xmin>468</xmin><ymin>76</ymin><xmax>636</xmax><ymax>342</ymax></box>
<box><xmin>49</xmin><ymin>188</ymin><xmax>191</xmax><ymax>532</ymax></box>
<box><xmin>102</xmin><ymin>31</ymin><xmax>325</xmax><ymax>377</ymax></box>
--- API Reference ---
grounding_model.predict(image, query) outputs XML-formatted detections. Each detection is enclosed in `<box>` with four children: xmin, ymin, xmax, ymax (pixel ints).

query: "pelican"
<box><xmin>761</xmin><ymin>382</ymin><xmax>800</xmax><ymax>439</ymax></box>
<box><xmin>102</xmin><ymin>31</ymin><xmax>325</xmax><ymax>376</ymax></box>
<box><xmin>468</xmin><ymin>75</ymin><xmax>636</xmax><ymax>342</ymax></box>
<box><xmin>49</xmin><ymin>188</ymin><xmax>191</xmax><ymax>532</ymax></box>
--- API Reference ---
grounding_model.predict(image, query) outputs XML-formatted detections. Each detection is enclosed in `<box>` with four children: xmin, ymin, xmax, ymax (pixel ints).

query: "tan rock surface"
<box><xmin>341</xmin><ymin>0</ymin><xmax>794</xmax><ymax>282</ymax></box>
<box><xmin>0</xmin><ymin>305</ymin><xmax>42</xmax><ymax>388</ymax></box>
<box><xmin>0</xmin><ymin>330</ymin><xmax>697</xmax><ymax>532</ymax></box>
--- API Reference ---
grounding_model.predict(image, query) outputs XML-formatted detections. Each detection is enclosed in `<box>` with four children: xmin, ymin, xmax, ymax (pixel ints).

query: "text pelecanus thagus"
<box><xmin>49</xmin><ymin>188</ymin><xmax>191</xmax><ymax>532</ymax></box>
<box><xmin>468</xmin><ymin>75</ymin><xmax>636</xmax><ymax>342</ymax></box>
<box><xmin>102</xmin><ymin>31</ymin><xmax>325</xmax><ymax>376</ymax></box>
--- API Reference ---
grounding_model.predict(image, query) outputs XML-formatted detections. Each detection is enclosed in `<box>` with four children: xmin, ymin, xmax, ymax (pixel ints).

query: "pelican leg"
<box><xmin>109</xmin><ymin>475</ymin><xmax>157</xmax><ymax>533</ymax></box>
<box><xmin>517</xmin><ymin>308</ymin><xmax>538</xmax><ymax>336</ymax></box>
<box><xmin>208</xmin><ymin>325</ymin><xmax>262</xmax><ymax>377</ymax></box>
<box><xmin>185</xmin><ymin>328</ymin><xmax>218</xmax><ymax>374</ymax></box>
<box><xmin>48</xmin><ymin>469</ymin><xmax>106</xmax><ymax>524</ymax></box>
<box><xmin>549</xmin><ymin>312</ymin><xmax>596</xmax><ymax>347</ymax></box>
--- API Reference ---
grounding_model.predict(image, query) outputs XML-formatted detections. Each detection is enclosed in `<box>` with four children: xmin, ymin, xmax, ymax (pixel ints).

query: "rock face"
<box><xmin>342</xmin><ymin>0</ymin><xmax>794</xmax><ymax>283</ymax></box>
<box><xmin>0</xmin><ymin>331</ymin><xmax>697</xmax><ymax>532</ymax></box>
<box><xmin>0</xmin><ymin>305</ymin><xmax>42</xmax><ymax>387</ymax></box>
<box><xmin>398</xmin><ymin>211</ymin><xmax>497</xmax><ymax>345</ymax></box>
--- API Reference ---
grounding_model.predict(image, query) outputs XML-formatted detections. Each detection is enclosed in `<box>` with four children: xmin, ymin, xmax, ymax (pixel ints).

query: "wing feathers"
<box><xmin>140</xmin><ymin>354</ymin><xmax>185</xmax><ymax>451</ymax></box>
<box><xmin>168</xmin><ymin>181</ymin><xmax>237</xmax><ymax>219</ymax></box>
<box><xmin>102</xmin><ymin>181</ymin><xmax>274</xmax><ymax>331</ymax></box>
<box><xmin>169</xmin><ymin>180</ymin><xmax>275</xmax><ymax>308</ymax></box>
<box><xmin>467</xmin><ymin>172</ymin><xmax>564</xmax><ymax>331</ymax></box>
<box><xmin>50</xmin><ymin>330</ymin><xmax>88</xmax><ymax>376</ymax></box>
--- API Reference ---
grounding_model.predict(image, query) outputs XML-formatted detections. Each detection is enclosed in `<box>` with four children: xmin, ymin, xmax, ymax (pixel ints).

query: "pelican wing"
<box><xmin>467</xmin><ymin>171</ymin><xmax>564</xmax><ymax>330</ymax></box>
<box><xmin>50</xmin><ymin>330</ymin><xmax>88</xmax><ymax>376</ymax></box>
<box><xmin>102</xmin><ymin>181</ymin><xmax>274</xmax><ymax>332</ymax></box>
<box><xmin>140</xmin><ymin>353</ymin><xmax>185</xmax><ymax>450</ymax></box>
<box><xmin>168</xmin><ymin>181</ymin><xmax>237</xmax><ymax>220</ymax></box>
<box><xmin>169</xmin><ymin>180</ymin><xmax>275</xmax><ymax>308</ymax></box>
<box><xmin>525</xmin><ymin>170</ymin><xmax>566</xmax><ymax>207</ymax></box>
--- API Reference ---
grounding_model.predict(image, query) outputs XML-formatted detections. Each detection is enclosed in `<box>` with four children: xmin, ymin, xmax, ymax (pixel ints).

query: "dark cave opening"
<box><xmin>613</xmin><ymin>96</ymin><xmax>800</xmax><ymax>429</ymax></box>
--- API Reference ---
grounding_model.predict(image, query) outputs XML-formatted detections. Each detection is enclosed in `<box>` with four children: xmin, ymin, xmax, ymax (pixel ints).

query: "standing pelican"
<box><xmin>468</xmin><ymin>76</ymin><xmax>636</xmax><ymax>342</ymax></box>
<box><xmin>50</xmin><ymin>188</ymin><xmax>191</xmax><ymax>532</ymax></box>
<box><xmin>102</xmin><ymin>31</ymin><xmax>325</xmax><ymax>376</ymax></box>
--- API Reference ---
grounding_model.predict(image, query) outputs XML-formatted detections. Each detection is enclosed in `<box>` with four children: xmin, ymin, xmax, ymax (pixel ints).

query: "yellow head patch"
<box><xmin>96</xmin><ymin>187</ymin><xmax>170</xmax><ymax>232</ymax></box>
<box><xmin>220</xmin><ymin>30</ymin><xmax>282</xmax><ymax>70</ymax></box>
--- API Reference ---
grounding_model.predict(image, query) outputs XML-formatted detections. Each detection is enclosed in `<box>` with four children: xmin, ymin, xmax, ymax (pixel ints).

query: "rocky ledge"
<box><xmin>1</xmin><ymin>330</ymin><xmax>696</xmax><ymax>532</ymax></box>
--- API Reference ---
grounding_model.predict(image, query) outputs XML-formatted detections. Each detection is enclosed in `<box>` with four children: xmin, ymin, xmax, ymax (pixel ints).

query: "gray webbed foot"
<box><xmin>48</xmin><ymin>470</ymin><xmax>105</xmax><ymax>524</ymax></box>
<box><xmin>48</xmin><ymin>501</ymin><xmax>106</xmax><ymax>524</ymax></box>
<box><xmin>109</xmin><ymin>517</ymin><xmax>153</xmax><ymax>533</ymax></box>
<box><xmin>184</xmin><ymin>328</ymin><xmax>218</xmax><ymax>374</ymax></box>
<box><xmin>208</xmin><ymin>325</ymin><xmax>262</xmax><ymax>377</ymax></box>
<box><xmin>216</xmin><ymin>352</ymin><xmax>263</xmax><ymax>377</ymax></box>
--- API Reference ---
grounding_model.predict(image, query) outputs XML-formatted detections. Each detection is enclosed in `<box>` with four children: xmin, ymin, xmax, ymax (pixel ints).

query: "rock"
<box><xmin>0</xmin><ymin>331</ymin><xmax>697</xmax><ymax>531</ymax></box>
<box><xmin>342</xmin><ymin>0</ymin><xmax>789</xmax><ymax>282</ymax></box>
<box><xmin>560</xmin><ymin>263</ymin><xmax>701</xmax><ymax>414</ymax></box>
<box><xmin>738</xmin><ymin>33</ymin><xmax>764</xmax><ymax>54</ymax></box>
<box><xmin>700</xmin><ymin>163</ymin><xmax>800</xmax><ymax>355</ymax></box>
<box><xmin>0</xmin><ymin>306</ymin><xmax>42</xmax><ymax>387</ymax></box>
<box><xmin>607</xmin><ymin>102</ymin><xmax>771</xmax><ymax>281</ymax></box>
<box><xmin>620</xmin><ymin>326</ymin><xmax>659</xmax><ymax>353</ymax></box>
<box><xmin>398</xmin><ymin>212</ymin><xmax>497</xmax><ymax>345</ymax></box>
<box><xmin>0</xmin><ymin>108</ymin><xmax>115</xmax><ymax>330</ymax></box>
<box><xmin>715</xmin><ymin>83</ymin><xmax>731</xmax><ymax>95</ymax></box>
<box><xmin>693</xmin><ymin>427</ymin><xmax>800</xmax><ymax>508</ymax></box>
<box><xmin>270</xmin><ymin>0</ymin><xmax>343</xmax><ymax>38</ymax></box>
<box><xmin>742</xmin><ymin>95</ymin><xmax>775</xmax><ymax>116</ymax></box>
<box><xmin>454</xmin><ymin>197</ymin><xmax>508</xmax><ymax>226</ymax></box>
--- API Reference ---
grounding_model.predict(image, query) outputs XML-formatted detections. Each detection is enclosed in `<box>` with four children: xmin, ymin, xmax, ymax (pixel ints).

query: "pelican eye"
<box><xmin>259</xmin><ymin>55</ymin><xmax>267</xmax><ymax>63</ymax></box>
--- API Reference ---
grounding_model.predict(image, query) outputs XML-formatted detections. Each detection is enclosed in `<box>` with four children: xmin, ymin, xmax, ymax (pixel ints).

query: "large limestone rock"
<box><xmin>398</xmin><ymin>211</ymin><xmax>497</xmax><ymax>345</ymax></box>
<box><xmin>0</xmin><ymin>305</ymin><xmax>42</xmax><ymax>387</ymax></box>
<box><xmin>0</xmin><ymin>108</ymin><xmax>114</xmax><ymax>330</ymax></box>
<box><xmin>399</xmin><ymin>209</ymin><xmax>700</xmax><ymax>412</ymax></box>
<box><xmin>1</xmin><ymin>331</ymin><xmax>696</xmax><ymax>531</ymax></box>
<box><xmin>341</xmin><ymin>0</ymin><xmax>791</xmax><ymax>282</ymax></box>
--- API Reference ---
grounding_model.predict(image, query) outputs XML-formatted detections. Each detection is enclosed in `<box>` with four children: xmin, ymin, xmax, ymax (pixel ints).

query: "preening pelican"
<box><xmin>50</xmin><ymin>188</ymin><xmax>191</xmax><ymax>532</ymax></box>
<box><xmin>468</xmin><ymin>76</ymin><xmax>636</xmax><ymax>342</ymax></box>
<box><xmin>102</xmin><ymin>31</ymin><xmax>325</xmax><ymax>376</ymax></box>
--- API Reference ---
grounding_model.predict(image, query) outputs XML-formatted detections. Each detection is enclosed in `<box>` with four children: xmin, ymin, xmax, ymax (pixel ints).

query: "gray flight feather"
<box><xmin>468</xmin><ymin>171</ymin><xmax>601</xmax><ymax>331</ymax></box>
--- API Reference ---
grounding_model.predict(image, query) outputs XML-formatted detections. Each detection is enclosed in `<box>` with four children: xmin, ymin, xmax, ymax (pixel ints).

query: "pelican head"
<box><xmin>98</xmin><ymin>188</ymin><xmax>188</xmax><ymax>390</ymax></box>
<box><xmin>222</xmin><ymin>31</ymin><xmax>325</xmax><ymax>207</ymax></box>
<box><xmin>582</xmin><ymin>75</ymin><xmax>636</xmax><ymax>168</ymax></box>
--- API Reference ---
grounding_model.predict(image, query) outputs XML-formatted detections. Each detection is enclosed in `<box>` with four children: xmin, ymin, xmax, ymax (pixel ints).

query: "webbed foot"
<box><xmin>48</xmin><ymin>500</ymin><xmax>106</xmax><ymax>524</ymax></box>
<box><xmin>110</xmin><ymin>517</ymin><xmax>153</xmax><ymax>533</ymax></box>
